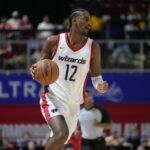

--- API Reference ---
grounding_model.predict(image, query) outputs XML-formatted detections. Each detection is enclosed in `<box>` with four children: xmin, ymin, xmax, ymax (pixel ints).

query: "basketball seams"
<box><xmin>51</xmin><ymin>60</ymin><xmax>59</xmax><ymax>83</ymax></box>
<box><xmin>41</xmin><ymin>61</ymin><xmax>47</xmax><ymax>85</ymax></box>
<box><xmin>54</xmin><ymin>63</ymin><xmax>59</xmax><ymax>82</ymax></box>
<box><xmin>46</xmin><ymin>59</ymin><xmax>52</xmax><ymax>84</ymax></box>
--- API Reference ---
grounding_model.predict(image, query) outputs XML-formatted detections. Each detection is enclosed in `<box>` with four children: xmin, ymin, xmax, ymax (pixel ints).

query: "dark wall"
<box><xmin>0</xmin><ymin>0</ymin><xmax>71</xmax><ymax>24</ymax></box>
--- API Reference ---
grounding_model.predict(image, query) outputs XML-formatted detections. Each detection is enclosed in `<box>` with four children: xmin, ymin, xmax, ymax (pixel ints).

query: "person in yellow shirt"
<box><xmin>90</xmin><ymin>15</ymin><xmax>105</xmax><ymax>38</ymax></box>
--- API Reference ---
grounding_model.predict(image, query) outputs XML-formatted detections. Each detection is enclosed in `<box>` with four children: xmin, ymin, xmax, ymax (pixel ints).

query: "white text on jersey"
<box><xmin>58</xmin><ymin>55</ymin><xmax>86</xmax><ymax>64</ymax></box>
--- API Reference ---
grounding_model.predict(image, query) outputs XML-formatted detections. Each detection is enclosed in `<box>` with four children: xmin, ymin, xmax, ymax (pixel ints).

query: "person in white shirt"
<box><xmin>7</xmin><ymin>10</ymin><xmax>20</xmax><ymax>38</ymax></box>
<box><xmin>79</xmin><ymin>90</ymin><xmax>112</xmax><ymax>150</ymax></box>
<box><xmin>7</xmin><ymin>10</ymin><xmax>20</xmax><ymax>30</ymax></box>
<box><xmin>37</xmin><ymin>15</ymin><xmax>55</xmax><ymax>40</ymax></box>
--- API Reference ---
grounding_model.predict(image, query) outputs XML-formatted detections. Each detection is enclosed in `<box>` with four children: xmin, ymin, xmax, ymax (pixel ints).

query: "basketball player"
<box><xmin>30</xmin><ymin>8</ymin><xmax>108</xmax><ymax>150</ymax></box>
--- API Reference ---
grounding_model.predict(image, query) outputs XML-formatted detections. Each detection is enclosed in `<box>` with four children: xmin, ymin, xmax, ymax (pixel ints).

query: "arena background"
<box><xmin>0</xmin><ymin>0</ymin><xmax>150</xmax><ymax>149</ymax></box>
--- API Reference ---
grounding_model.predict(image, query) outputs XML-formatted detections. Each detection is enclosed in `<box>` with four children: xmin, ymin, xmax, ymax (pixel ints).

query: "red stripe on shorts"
<box><xmin>41</xmin><ymin>93</ymin><xmax>51</xmax><ymax>123</ymax></box>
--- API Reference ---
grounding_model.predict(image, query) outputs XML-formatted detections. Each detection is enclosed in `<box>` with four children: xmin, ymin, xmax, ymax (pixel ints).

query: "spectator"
<box><xmin>105</xmin><ymin>130</ymin><xmax>128</xmax><ymax>146</ymax></box>
<box><xmin>7</xmin><ymin>10</ymin><xmax>20</xmax><ymax>39</ymax></box>
<box><xmin>0</xmin><ymin>138</ymin><xmax>14</xmax><ymax>149</ymax></box>
<box><xmin>127</xmin><ymin>128</ymin><xmax>141</xmax><ymax>150</ymax></box>
<box><xmin>2</xmin><ymin>43</ymin><xmax>15</xmax><ymax>69</ymax></box>
<box><xmin>19</xmin><ymin>14</ymin><xmax>33</xmax><ymax>39</ymax></box>
<box><xmin>144</xmin><ymin>138</ymin><xmax>150</xmax><ymax>147</ymax></box>
<box><xmin>124</xmin><ymin>21</ymin><xmax>138</xmax><ymax>32</ymax></box>
<box><xmin>7</xmin><ymin>10</ymin><xmax>20</xmax><ymax>29</ymax></box>
<box><xmin>137</xmin><ymin>145</ymin><xmax>145</xmax><ymax>150</ymax></box>
<box><xmin>127</xmin><ymin>5</ymin><xmax>141</xmax><ymax>21</ymax></box>
<box><xmin>124</xmin><ymin>20</ymin><xmax>138</xmax><ymax>39</ymax></box>
<box><xmin>111</xmin><ymin>43</ymin><xmax>133</xmax><ymax>68</ymax></box>
<box><xmin>138</xmin><ymin>19</ymin><xmax>146</xmax><ymax>31</ymax></box>
<box><xmin>37</xmin><ymin>15</ymin><xmax>55</xmax><ymax>40</ymax></box>
<box><xmin>90</xmin><ymin>14</ymin><xmax>105</xmax><ymax>39</ymax></box>
<box><xmin>27</xmin><ymin>141</ymin><xmax>37</xmax><ymax>150</ymax></box>
<box><xmin>0</xmin><ymin>17</ymin><xmax>13</xmax><ymax>39</ymax></box>
<box><xmin>18</xmin><ymin>131</ymin><xmax>32</xmax><ymax>149</ymax></box>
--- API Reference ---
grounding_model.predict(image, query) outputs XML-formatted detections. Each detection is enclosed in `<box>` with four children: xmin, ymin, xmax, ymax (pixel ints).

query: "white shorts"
<box><xmin>40</xmin><ymin>92</ymin><xmax>80</xmax><ymax>143</ymax></box>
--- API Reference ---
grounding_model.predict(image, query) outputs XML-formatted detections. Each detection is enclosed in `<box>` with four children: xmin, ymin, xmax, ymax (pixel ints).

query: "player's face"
<box><xmin>75</xmin><ymin>12</ymin><xmax>91</xmax><ymax>35</ymax></box>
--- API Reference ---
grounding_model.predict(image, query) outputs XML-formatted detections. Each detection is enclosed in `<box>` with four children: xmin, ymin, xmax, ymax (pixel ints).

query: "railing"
<box><xmin>98</xmin><ymin>39</ymin><xmax>150</xmax><ymax>72</ymax></box>
<box><xmin>0</xmin><ymin>39</ymin><xmax>150</xmax><ymax>72</ymax></box>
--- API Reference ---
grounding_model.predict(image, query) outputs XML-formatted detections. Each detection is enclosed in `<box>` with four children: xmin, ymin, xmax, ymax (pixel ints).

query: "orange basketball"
<box><xmin>34</xmin><ymin>59</ymin><xmax>59</xmax><ymax>85</ymax></box>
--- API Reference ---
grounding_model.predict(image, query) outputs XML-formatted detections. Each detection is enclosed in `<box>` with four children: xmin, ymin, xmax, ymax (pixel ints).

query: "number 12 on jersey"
<box><xmin>65</xmin><ymin>64</ymin><xmax>77</xmax><ymax>81</ymax></box>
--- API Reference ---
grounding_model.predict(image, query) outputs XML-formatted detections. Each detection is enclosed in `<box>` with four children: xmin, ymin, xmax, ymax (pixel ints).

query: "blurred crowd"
<box><xmin>70</xmin><ymin>0</ymin><xmax>149</xmax><ymax>39</ymax></box>
<box><xmin>0</xmin><ymin>0</ymin><xmax>149</xmax><ymax>40</ymax></box>
<box><xmin>1</xmin><ymin>127</ymin><xmax>150</xmax><ymax>150</ymax></box>
<box><xmin>0</xmin><ymin>0</ymin><xmax>150</xmax><ymax>71</ymax></box>
<box><xmin>0</xmin><ymin>11</ymin><xmax>62</xmax><ymax>40</ymax></box>
<box><xmin>1</xmin><ymin>39</ymin><xmax>150</xmax><ymax>71</ymax></box>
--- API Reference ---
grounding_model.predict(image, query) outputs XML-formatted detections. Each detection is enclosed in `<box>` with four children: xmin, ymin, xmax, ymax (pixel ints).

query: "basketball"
<box><xmin>33</xmin><ymin>59</ymin><xmax>59</xmax><ymax>85</ymax></box>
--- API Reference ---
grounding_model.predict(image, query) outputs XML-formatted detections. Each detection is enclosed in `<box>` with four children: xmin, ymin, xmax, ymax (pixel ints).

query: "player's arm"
<box><xmin>40</xmin><ymin>35</ymin><xmax>58</xmax><ymax>60</ymax></box>
<box><xmin>90</xmin><ymin>41</ymin><xmax>101</xmax><ymax>76</ymax></box>
<box><xmin>30</xmin><ymin>35</ymin><xmax>58</xmax><ymax>79</ymax></box>
<box><xmin>90</xmin><ymin>41</ymin><xmax>108</xmax><ymax>93</ymax></box>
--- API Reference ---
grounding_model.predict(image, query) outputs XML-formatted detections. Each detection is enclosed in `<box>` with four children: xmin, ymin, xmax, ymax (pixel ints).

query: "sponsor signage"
<box><xmin>0</xmin><ymin>72</ymin><xmax>150</xmax><ymax>104</ymax></box>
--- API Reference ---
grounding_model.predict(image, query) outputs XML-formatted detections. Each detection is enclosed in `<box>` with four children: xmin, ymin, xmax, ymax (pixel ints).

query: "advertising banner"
<box><xmin>0</xmin><ymin>72</ymin><xmax>150</xmax><ymax>104</ymax></box>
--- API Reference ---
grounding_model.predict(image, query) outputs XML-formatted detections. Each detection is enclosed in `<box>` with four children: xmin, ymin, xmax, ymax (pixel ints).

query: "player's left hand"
<box><xmin>97</xmin><ymin>81</ymin><xmax>108</xmax><ymax>93</ymax></box>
